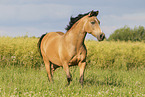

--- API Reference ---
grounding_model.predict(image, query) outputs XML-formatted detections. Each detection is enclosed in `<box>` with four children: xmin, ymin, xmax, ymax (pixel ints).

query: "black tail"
<box><xmin>38</xmin><ymin>33</ymin><xmax>47</xmax><ymax>58</ymax></box>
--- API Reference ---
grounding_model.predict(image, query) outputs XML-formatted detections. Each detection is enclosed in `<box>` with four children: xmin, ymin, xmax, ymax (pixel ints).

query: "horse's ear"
<box><xmin>89</xmin><ymin>10</ymin><xmax>99</xmax><ymax>17</ymax></box>
<box><xmin>95</xmin><ymin>11</ymin><xmax>99</xmax><ymax>16</ymax></box>
<box><xmin>89</xmin><ymin>10</ymin><xmax>94</xmax><ymax>17</ymax></box>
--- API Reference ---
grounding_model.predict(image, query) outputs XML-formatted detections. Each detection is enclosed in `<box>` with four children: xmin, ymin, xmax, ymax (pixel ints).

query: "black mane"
<box><xmin>65</xmin><ymin>12</ymin><xmax>90</xmax><ymax>31</ymax></box>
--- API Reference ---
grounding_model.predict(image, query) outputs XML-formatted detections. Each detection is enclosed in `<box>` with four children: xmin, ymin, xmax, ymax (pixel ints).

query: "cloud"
<box><xmin>122</xmin><ymin>13</ymin><xmax>145</xmax><ymax>22</ymax></box>
<box><xmin>102</xmin><ymin>12</ymin><xmax>145</xmax><ymax>27</ymax></box>
<box><xmin>0</xmin><ymin>3</ymin><xmax>72</xmax><ymax>24</ymax></box>
<box><xmin>0</xmin><ymin>1</ymin><xmax>74</xmax><ymax>37</ymax></box>
<box><xmin>0</xmin><ymin>26</ymin><xmax>52</xmax><ymax>37</ymax></box>
<box><xmin>0</xmin><ymin>3</ymin><xmax>72</xmax><ymax>37</ymax></box>
<box><xmin>0</xmin><ymin>0</ymin><xmax>145</xmax><ymax>38</ymax></box>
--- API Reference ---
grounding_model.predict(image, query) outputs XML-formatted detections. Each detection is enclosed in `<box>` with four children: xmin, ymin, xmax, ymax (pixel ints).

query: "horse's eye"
<box><xmin>91</xmin><ymin>21</ymin><xmax>95</xmax><ymax>25</ymax></box>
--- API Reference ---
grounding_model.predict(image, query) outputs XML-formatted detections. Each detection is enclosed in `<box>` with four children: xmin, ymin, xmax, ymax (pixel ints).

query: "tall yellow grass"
<box><xmin>0</xmin><ymin>37</ymin><xmax>145</xmax><ymax>70</ymax></box>
<box><xmin>0</xmin><ymin>37</ymin><xmax>42</xmax><ymax>68</ymax></box>
<box><xmin>86</xmin><ymin>40</ymin><xmax>145</xmax><ymax>70</ymax></box>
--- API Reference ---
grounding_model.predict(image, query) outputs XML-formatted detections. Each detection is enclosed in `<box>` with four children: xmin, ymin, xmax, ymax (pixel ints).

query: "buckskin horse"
<box><xmin>38</xmin><ymin>10</ymin><xmax>105</xmax><ymax>86</ymax></box>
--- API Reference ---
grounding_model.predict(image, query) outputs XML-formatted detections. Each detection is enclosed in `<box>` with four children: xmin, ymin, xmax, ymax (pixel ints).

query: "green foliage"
<box><xmin>108</xmin><ymin>26</ymin><xmax>145</xmax><ymax>41</ymax></box>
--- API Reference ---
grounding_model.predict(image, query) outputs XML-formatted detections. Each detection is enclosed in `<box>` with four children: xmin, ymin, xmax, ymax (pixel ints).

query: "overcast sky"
<box><xmin>0</xmin><ymin>0</ymin><xmax>145</xmax><ymax>39</ymax></box>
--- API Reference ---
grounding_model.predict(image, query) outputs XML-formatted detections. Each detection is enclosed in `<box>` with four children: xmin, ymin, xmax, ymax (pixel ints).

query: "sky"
<box><xmin>0</xmin><ymin>0</ymin><xmax>145</xmax><ymax>39</ymax></box>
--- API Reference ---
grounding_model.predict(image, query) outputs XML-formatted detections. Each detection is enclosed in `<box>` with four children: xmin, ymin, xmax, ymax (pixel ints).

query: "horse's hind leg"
<box><xmin>43</xmin><ymin>59</ymin><xmax>53</xmax><ymax>82</ymax></box>
<box><xmin>79</xmin><ymin>62</ymin><xmax>86</xmax><ymax>86</ymax></box>
<box><xmin>51</xmin><ymin>64</ymin><xmax>59</xmax><ymax>77</ymax></box>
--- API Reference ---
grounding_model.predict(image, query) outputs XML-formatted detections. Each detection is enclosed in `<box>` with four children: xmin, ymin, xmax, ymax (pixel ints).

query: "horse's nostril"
<box><xmin>100</xmin><ymin>34</ymin><xmax>103</xmax><ymax>38</ymax></box>
<box><xmin>100</xmin><ymin>33</ymin><xmax>105</xmax><ymax>41</ymax></box>
<box><xmin>100</xmin><ymin>34</ymin><xmax>104</xmax><ymax>38</ymax></box>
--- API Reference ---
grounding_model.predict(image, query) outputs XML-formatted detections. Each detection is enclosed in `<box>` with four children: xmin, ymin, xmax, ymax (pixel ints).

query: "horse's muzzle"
<box><xmin>98</xmin><ymin>33</ymin><xmax>105</xmax><ymax>41</ymax></box>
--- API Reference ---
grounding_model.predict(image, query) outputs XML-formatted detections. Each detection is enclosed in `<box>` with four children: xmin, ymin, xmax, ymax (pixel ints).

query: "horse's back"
<box><xmin>56</xmin><ymin>32</ymin><xmax>64</xmax><ymax>35</ymax></box>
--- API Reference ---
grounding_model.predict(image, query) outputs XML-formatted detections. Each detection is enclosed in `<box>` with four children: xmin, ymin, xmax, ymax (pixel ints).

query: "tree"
<box><xmin>108</xmin><ymin>26</ymin><xmax>145</xmax><ymax>41</ymax></box>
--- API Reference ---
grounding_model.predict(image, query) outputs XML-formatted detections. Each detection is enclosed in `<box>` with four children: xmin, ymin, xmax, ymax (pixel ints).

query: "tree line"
<box><xmin>108</xmin><ymin>26</ymin><xmax>145</xmax><ymax>41</ymax></box>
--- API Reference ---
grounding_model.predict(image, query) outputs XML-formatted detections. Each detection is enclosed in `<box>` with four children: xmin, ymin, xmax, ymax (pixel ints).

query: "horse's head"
<box><xmin>83</xmin><ymin>10</ymin><xmax>105</xmax><ymax>41</ymax></box>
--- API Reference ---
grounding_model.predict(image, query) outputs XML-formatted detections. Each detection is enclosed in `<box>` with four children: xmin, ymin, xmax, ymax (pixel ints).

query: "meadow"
<box><xmin>0</xmin><ymin>37</ymin><xmax>145</xmax><ymax>96</ymax></box>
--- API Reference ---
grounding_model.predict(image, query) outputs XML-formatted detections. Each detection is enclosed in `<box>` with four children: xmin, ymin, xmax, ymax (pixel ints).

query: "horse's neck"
<box><xmin>64</xmin><ymin>21</ymin><xmax>86</xmax><ymax>49</ymax></box>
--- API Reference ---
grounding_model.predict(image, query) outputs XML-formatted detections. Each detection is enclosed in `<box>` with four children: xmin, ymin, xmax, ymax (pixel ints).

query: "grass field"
<box><xmin>0</xmin><ymin>66</ymin><xmax>145</xmax><ymax>96</ymax></box>
<box><xmin>0</xmin><ymin>37</ymin><xmax>145</xmax><ymax>96</ymax></box>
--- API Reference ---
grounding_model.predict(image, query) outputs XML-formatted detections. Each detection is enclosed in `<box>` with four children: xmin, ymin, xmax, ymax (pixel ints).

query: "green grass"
<box><xmin>0</xmin><ymin>66</ymin><xmax>145</xmax><ymax>96</ymax></box>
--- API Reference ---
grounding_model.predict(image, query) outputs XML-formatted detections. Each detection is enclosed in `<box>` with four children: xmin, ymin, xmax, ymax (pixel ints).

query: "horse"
<box><xmin>38</xmin><ymin>10</ymin><xmax>105</xmax><ymax>86</ymax></box>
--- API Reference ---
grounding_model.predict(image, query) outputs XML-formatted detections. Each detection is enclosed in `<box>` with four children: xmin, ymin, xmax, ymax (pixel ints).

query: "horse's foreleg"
<box><xmin>79</xmin><ymin>62</ymin><xmax>86</xmax><ymax>86</ymax></box>
<box><xmin>63</xmin><ymin>62</ymin><xmax>72</xmax><ymax>85</ymax></box>
<box><xmin>44</xmin><ymin>60</ymin><xmax>53</xmax><ymax>82</ymax></box>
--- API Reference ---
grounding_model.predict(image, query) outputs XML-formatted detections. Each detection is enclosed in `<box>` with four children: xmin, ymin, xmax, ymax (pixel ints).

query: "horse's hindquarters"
<box><xmin>41</xmin><ymin>32</ymin><xmax>62</xmax><ymax>66</ymax></box>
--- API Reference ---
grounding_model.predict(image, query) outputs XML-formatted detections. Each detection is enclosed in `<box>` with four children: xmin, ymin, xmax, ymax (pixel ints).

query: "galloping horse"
<box><xmin>38</xmin><ymin>10</ymin><xmax>105</xmax><ymax>86</ymax></box>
